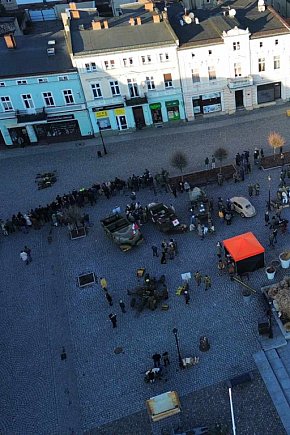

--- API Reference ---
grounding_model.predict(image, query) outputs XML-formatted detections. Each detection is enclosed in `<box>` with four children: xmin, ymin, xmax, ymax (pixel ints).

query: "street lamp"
<box><xmin>96</xmin><ymin>121</ymin><xmax>108</xmax><ymax>155</ymax></box>
<box><xmin>267</xmin><ymin>174</ymin><xmax>272</xmax><ymax>211</ymax></box>
<box><xmin>172</xmin><ymin>328</ymin><xmax>184</xmax><ymax>369</ymax></box>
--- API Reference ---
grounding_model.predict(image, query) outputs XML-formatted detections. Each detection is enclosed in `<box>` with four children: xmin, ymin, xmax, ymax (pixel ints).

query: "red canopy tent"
<box><xmin>223</xmin><ymin>232</ymin><xmax>265</xmax><ymax>274</ymax></box>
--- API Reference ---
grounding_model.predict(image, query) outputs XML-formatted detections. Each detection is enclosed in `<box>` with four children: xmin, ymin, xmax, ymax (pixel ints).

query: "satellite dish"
<box><xmin>229</xmin><ymin>8</ymin><xmax>236</xmax><ymax>16</ymax></box>
<box><xmin>184</xmin><ymin>15</ymin><xmax>192</xmax><ymax>24</ymax></box>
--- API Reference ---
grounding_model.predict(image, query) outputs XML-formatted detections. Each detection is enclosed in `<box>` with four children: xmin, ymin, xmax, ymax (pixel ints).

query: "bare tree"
<box><xmin>170</xmin><ymin>151</ymin><xmax>188</xmax><ymax>180</ymax></box>
<box><xmin>268</xmin><ymin>131</ymin><xmax>285</xmax><ymax>158</ymax></box>
<box><xmin>214</xmin><ymin>147</ymin><xmax>228</xmax><ymax>173</ymax></box>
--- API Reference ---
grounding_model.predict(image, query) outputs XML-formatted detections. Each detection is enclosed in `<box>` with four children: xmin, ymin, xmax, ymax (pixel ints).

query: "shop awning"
<box><xmin>223</xmin><ymin>232</ymin><xmax>265</xmax><ymax>262</ymax></box>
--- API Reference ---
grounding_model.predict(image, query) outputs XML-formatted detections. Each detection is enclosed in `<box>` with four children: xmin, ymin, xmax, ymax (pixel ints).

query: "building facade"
<box><xmin>63</xmin><ymin>2</ymin><xmax>185</xmax><ymax>135</ymax></box>
<box><xmin>0</xmin><ymin>22</ymin><xmax>92</xmax><ymax>147</ymax></box>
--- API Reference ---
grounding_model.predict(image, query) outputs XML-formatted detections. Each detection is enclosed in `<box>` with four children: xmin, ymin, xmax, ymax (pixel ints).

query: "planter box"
<box><xmin>70</xmin><ymin>227</ymin><xmax>86</xmax><ymax>240</ymax></box>
<box><xmin>169</xmin><ymin>164</ymin><xmax>236</xmax><ymax>188</ymax></box>
<box><xmin>262</xmin><ymin>284</ymin><xmax>290</xmax><ymax>340</ymax></box>
<box><xmin>78</xmin><ymin>272</ymin><xmax>96</xmax><ymax>288</ymax></box>
<box><xmin>261</xmin><ymin>151</ymin><xmax>290</xmax><ymax>170</ymax></box>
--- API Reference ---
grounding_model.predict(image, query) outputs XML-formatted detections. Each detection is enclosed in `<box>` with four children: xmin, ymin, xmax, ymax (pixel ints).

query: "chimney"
<box><xmin>129</xmin><ymin>17</ymin><xmax>135</xmax><ymax>26</ymax></box>
<box><xmin>69</xmin><ymin>2</ymin><xmax>76</xmax><ymax>9</ymax></box>
<box><xmin>103</xmin><ymin>20</ymin><xmax>109</xmax><ymax>29</ymax></box>
<box><xmin>145</xmin><ymin>2</ymin><xmax>154</xmax><ymax>11</ymax></box>
<box><xmin>92</xmin><ymin>20</ymin><xmax>102</xmax><ymax>30</ymax></box>
<box><xmin>152</xmin><ymin>14</ymin><xmax>160</xmax><ymax>23</ymax></box>
<box><xmin>4</xmin><ymin>34</ymin><xmax>16</xmax><ymax>49</ymax></box>
<box><xmin>136</xmin><ymin>16</ymin><xmax>141</xmax><ymax>25</ymax></box>
<box><xmin>69</xmin><ymin>3</ymin><xmax>80</xmax><ymax>19</ymax></box>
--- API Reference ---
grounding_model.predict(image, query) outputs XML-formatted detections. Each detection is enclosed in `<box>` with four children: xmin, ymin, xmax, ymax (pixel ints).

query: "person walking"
<box><xmin>205</xmin><ymin>157</ymin><xmax>209</xmax><ymax>170</ymax></box>
<box><xmin>100</xmin><ymin>277</ymin><xmax>108</xmax><ymax>291</ymax></box>
<box><xmin>211</xmin><ymin>155</ymin><xmax>216</xmax><ymax>169</ymax></box>
<box><xmin>264</xmin><ymin>211</ymin><xmax>270</xmax><ymax>226</ymax></box>
<box><xmin>20</xmin><ymin>250</ymin><xmax>29</xmax><ymax>265</ymax></box>
<box><xmin>184</xmin><ymin>290</ymin><xmax>190</xmax><ymax>305</ymax></box>
<box><xmin>105</xmin><ymin>291</ymin><xmax>113</xmax><ymax>306</ymax></box>
<box><xmin>216</xmin><ymin>241</ymin><xmax>223</xmax><ymax>259</ymax></box>
<box><xmin>162</xmin><ymin>352</ymin><xmax>170</xmax><ymax>367</ymax></box>
<box><xmin>152</xmin><ymin>245</ymin><xmax>158</xmax><ymax>257</ymax></box>
<box><xmin>269</xmin><ymin>232</ymin><xmax>275</xmax><ymax>248</ymax></box>
<box><xmin>194</xmin><ymin>271</ymin><xmax>202</xmax><ymax>286</ymax></box>
<box><xmin>248</xmin><ymin>184</ymin><xmax>253</xmax><ymax>197</ymax></box>
<box><xmin>109</xmin><ymin>313</ymin><xmax>117</xmax><ymax>328</ymax></box>
<box><xmin>24</xmin><ymin>246</ymin><xmax>32</xmax><ymax>263</ymax></box>
<box><xmin>161</xmin><ymin>251</ymin><xmax>167</xmax><ymax>264</ymax></box>
<box><xmin>273</xmin><ymin>228</ymin><xmax>278</xmax><ymax>244</ymax></box>
<box><xmin>119</xmin><ymin>299</ymin><xmax>126</xmax><ymax>313</ymax></box>
<box><xmin>217</xmin><ymin>259</ymin><xmax>226</xmax><ymax>276</ymax></box>
<box><xmin>152</xmin><ymin>353</ymin><xmax>161</xmax><ymax>368</ymax></box>
<box><xmin>204</xmin><ymin>275</ymin><xmax>212</xmax><ymax>291</ymax></box>
<box><xmin>255</xmin><ymin>183</ymin><xmax>260</xmax><ymax>196</ymax></box>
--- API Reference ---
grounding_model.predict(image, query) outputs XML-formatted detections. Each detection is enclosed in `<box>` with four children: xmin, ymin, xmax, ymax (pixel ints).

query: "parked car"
<box><xmin>230</xmin><ymin>196</ymin><xmax>256</xmax><ymax>218</ymax></box>
<box><xmin>147</xmin><ymin>202</ymin><xmax>188</xmax><ymax>233</ymax></box>
<box><xmin>100</xmin><ymin>214</ymin><xmax>144</xmax><ymax>251</ymax></box>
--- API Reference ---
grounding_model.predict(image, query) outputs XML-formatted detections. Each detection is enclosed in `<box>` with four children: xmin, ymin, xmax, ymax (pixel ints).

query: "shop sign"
<box><xmin>47</xmin><ymin>115</ymin><xmax>74</xmax><ymax>122</ymax></box>
<box><xmin>149</xmin><ymin>103</ymin><xmax>161</xmax><ymax>110</ymax></box>
<box><xmin>165</xmin><ymin>100</ymin><xmax>180</xmax><ymax>107</ymax></box>
<box><xmin>95</xmin><ymin>110</ymin><xmax>109</xmax><ymax>119</ymax></box>
<box><xmin>201</xmin><ymin>92</ymin><xmax>220</xmax><ymax>100</ymax></box>
<box><xmin>114</xmin><ymin>108</ymin><xmax>125</xmax><ymax>116</ymax></box>
<box><xmin>92</xmin><ymin>104</ymin><xmax>124</xmax><ymax>112</ymax></box>
<box><xmin>203</xmin><ymin>103</ymin><xmax>222</xmax><ymax>114</ymax></box>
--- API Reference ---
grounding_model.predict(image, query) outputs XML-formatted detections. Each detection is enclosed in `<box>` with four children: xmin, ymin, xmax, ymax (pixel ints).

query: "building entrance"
<box><xmin>235</xmin><ymin>90</ymin><xmax>244</xmax><ymax>108</ymax></box>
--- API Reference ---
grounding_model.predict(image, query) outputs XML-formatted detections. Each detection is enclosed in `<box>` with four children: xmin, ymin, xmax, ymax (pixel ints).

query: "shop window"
<box><xmin>16</xmin><ymin>80</ymin><xmax>27</xmax><ymax>85</ymax></box>
<box><xmin>127</xmin><ymin>79</ymin><xmax>139</xmax><ymax>97</ymax></box>
<box><xmin>146</xmin><ymin>76</ymin><xmax>155</xmax><ymax>90</ymax></box>
<box><xmin>110</xmin><ymin>80</ymin><xmax>120</xmax><ymax>96</ymax></box>
<box><xmin>257</xmin><ymin>82</ymin><xmax>281</xmax><ymax>104</ymax></box>
<box><xmin>42</xmin><ymin>92</ymin><xmax>55</xmax><ymax>107</ymax></box>
<box><xmin>258</xmin><ymin>58</ymin><xmax>265</xmax><ymax>72</ymax></box>
<box><xmin>104</xmin><ymin>60</ymin><xmax>115</xmax><ymax>70</ymax></box>
<box><xmin>63</xmin><ymin>89</ymin><xmax>74</xmax><ymax>105</ymax></box>
<box><xmin>191</xmin><ymin>69</ymin><xmax>200</xmax><ymax>83</ymax></box>
<box><xmin>233</xmin><ymin>42</ymin><xmax>240</xmax><ymax>51</ymax></box>
<box><xmin>91</xmin><ymin>83</ymin><xmax>102</xmax><ymax>99</ymax></box>
<box><xmin>21</xmin><ymin>94</ymin><xmax>34</xmax><ymax>109</ymax></box>
<box><xmin>208</xmin><ymin>66</ymin><xmax>216</xmax><ymax>81</ymax></box>
<box><xmin>274</xmin><ymin>56</ymin><xmax>280</xmax><ymax>70</ymax></box>
<box><xmin>97</xmin><ymin>117</ymin><xmax>111</xmax><ymax>130</ymax></box>
<box><xmin>150</xmin><ymin>103</ymin><xmax>163</xmax><ymax>123</ymax></box>
<box><xmin>164</xmin><ymin>73</ymin><xmax>173</xmax><ymax>88</ymax></box>
<box><xmin>1</xmin><ymin>96</ymin><xmax>13</xmax><ymax>112</ymax></box>
<box><xmin>234</xmin><ymin>63</ymin><xmax>242</xmax><ymax>77</ymax></box>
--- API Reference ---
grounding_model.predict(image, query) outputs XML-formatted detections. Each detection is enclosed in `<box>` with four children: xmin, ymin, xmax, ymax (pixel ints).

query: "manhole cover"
<box><xmin>78</xmin><ymin>273</ymin><xmax>96</xmax><ymax>288</ymax></box>
<box><xmin>114</xmin><ymin>347</ymin><xmax>123</xmax><ymax>354</ymax></box>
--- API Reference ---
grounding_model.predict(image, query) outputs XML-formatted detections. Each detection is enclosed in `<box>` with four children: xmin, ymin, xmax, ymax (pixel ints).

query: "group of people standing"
<box><xmin>151</xmin><ymin>239</ymin><xmax>178</xmax><ymax>264</ymax></box>
<box><xmin>99</xmin><ymin>277</ymin><xmax>126</xmax><ymax>328</ymax></box>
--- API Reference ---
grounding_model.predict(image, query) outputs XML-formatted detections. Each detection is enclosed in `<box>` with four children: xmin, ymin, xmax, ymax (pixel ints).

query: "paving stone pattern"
<box><xmin>1</xmin><ymin>105</ymin><xmax>290</xmax><ymax>434</ymax></box>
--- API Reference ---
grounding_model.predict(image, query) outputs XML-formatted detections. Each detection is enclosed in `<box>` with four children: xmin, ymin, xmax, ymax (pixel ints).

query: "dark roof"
<box><xmin>166</xmin><ymin>0</ymin><xmax>290</xmax><ymax>48</ymax></box>
<box><xmin>0</xmin><ymin>21</ymin><xmax>75</xmax><ymax>78</ymax></box>
<box><xmin>70</xmin><ymin>6</ymin><xmax>177</xmax><ymax>55</ymax></box>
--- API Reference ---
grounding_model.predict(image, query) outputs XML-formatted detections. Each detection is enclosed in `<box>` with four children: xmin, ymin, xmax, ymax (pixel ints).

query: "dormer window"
<box><xmin>233</xmin><ymin>42</ymin><xmax>240</xmax><ymax>51</ymax></box>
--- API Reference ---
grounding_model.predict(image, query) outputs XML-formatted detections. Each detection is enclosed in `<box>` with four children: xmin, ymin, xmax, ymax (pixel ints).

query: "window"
<box><xmin>104</xmin><ymin>60</ymin><xmax>115</xmax><ymax>70</ymax></box>
<box><xmin>38</xmin><ymin>78</ymin><xmax>48</xmax><ymax>83</ymax></box>
<box><xmin>191</xmin><ymin>69</ymin><xmax>200</xmax><ymax>83</ymax></box>
<box><xmin>191</xmin><ymin>53</ymin><xmax>195</xmax><ymax>57</ymax></box>
<box><xmin>58</xmin><ymin>76</ymin><xmax>69</xmax><ymax>81</ymax></box>
<box><xmin>164</xmin><ymin>73</ymin><xmax>172</xmax><ymax>88</ymax></box>
<box><xmin>275</xmin><ymin>39</ymin><xmax>279</xmax><ymax>45</ymax></box>
<box><xmin>63</xmin><ymin>89</ymin><xmax>74</xmax><ymax>105</ymax></box>
<box><xmin>274</xmin><ymin>56</ymin><xmax>280</xmax><ymax>70</ymax></box>
<box><xmin>110</xmin><ymin>80</ymin><xmax>120</xmax><ymax>96</ymax></box>
<box><xmin>141</xmin><ymin>55</ymin><xmax>152</xmax><ymax>64</ymax></box>
<box><xmin>91</xmin><ymin>83</ymin><xmax>102</xmax><ymax>99</ymax></box>
<box><xmin>233</xmin><ymin>42</ymin><xmax>240</xmax><ymax>51</ymax></box>
<box><xmin>127</xmin><ymin>79</ymin><xmax>139</xmax><ymax>97</ymax></box>
<box><xmin>259</xmin><ymin>42</ymin><xmax>263</xmax><ymax>48</ymax></box>
<box><xmin>42</xmin><ymin>92</ymin><xmax>55</xmax><ymax>107</ymax></box>
<box><xmin>0</xmin><ymin>82</ymin><xmax>5</xmax><ymax>87</ymax></box>
<box><xmin>123</xmin><ymin>57</ymin><xmax>133</xmax><ymax>67</ymax></box>
<box><xmin>21</xmin><ymin>94</ymin><xmax>34</xmax><ymax>109</ymax></box>
<box><xmin>234</xmin><ymin>63</ymin><xmax>242</xmax><ymax>77</ymax></box>
<box><xmin>1</xmin><ymin>96</ymin><xmax>13</xmax><ymax>112</ymax></box>
<box><xmin>159</xmin><ymin>52</ymin><xmax>169</xmax><ymax>62</ymax></box>
<box><xmin>16</xmin><ymin>80</ymin><xmax>27</xmax><ymax>85</ymax></box>
<box><xmin>85</xmin><ymin>62</ymin><xmax>97</xmax><ymax>72</ymax></box>
<box><xmin>208</xmin><ymin>66</ymin><xmax>216</xmax><ymax>80</ymax></box>
<box><xmin>146</xmin><ymin>76</ymin><xmax>155</xmax><ymax>90</ymax></box>
<box><xmin>208</xmin><ymin>50</ymin><xmax>212</xmax><ymax>55</ymax></box>
<box><xmin>258</xmin><ymin>58</ymin><xmax>265</xmax><ymax>72</ymax></box>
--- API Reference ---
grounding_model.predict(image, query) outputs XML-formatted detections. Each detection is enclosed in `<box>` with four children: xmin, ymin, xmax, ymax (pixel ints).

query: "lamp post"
<box><xmin>97</xmin><ymin>121</ymin><xmax>107</xmax><ymax>155</ymax></box>
<box><xmin>172</xmin><ymin>328</ymin><xmax>184</xmax><ymax>368</ymax></box>
<box><xmin>267</xmin><ymin>174</ymin><xmax>272</xmax><ymax>211</ymax></box>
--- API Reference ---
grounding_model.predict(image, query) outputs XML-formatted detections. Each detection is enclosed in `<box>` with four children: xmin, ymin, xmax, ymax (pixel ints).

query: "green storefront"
<box><xmin>149</xmin><ymin>102</ymin><xmax>163</xmax><ymax>123</ymax></box>
<box><xmin>165</xmin><ymin>100</ymin><xmax>180</xmax><ymax>121</ymax></box>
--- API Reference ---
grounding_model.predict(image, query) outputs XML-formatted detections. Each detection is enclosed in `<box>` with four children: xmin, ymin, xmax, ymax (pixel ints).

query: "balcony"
<box><xmin>124</xmin><ymin>94</ymin><xmax>148</xmax><ymax>106</ymax></box>
<box><xmin>16</xmin><ymin>108</ymin><xmax>47</xmax><ymax>124</ymax></box>
<box><xmin>228</xmin><ymin>76</ymin><xmax>253</xmax><ymax>89</ymax></box>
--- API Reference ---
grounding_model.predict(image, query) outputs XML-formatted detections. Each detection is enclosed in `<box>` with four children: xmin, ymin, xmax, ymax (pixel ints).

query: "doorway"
<box><xmin>116</xmin><ymin>115</ymin><xmax>128</xmax><ymax>130</ymax></box>
<box><xmin>235</xmin><ymin>90</ymin><xmax>244</xmax><ymax>108</ymax></box>
<box><xmin>132</xmin><ymin>106</ymin><xmax>145</xmax><ymax>127</ymax></box>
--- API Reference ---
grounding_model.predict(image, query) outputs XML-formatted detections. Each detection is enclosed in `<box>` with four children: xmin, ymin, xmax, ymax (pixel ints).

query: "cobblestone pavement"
<box><xmin>1</xmin><ymin>105</ymin><xmax>290</xmax><ymax>434</ymax></box>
